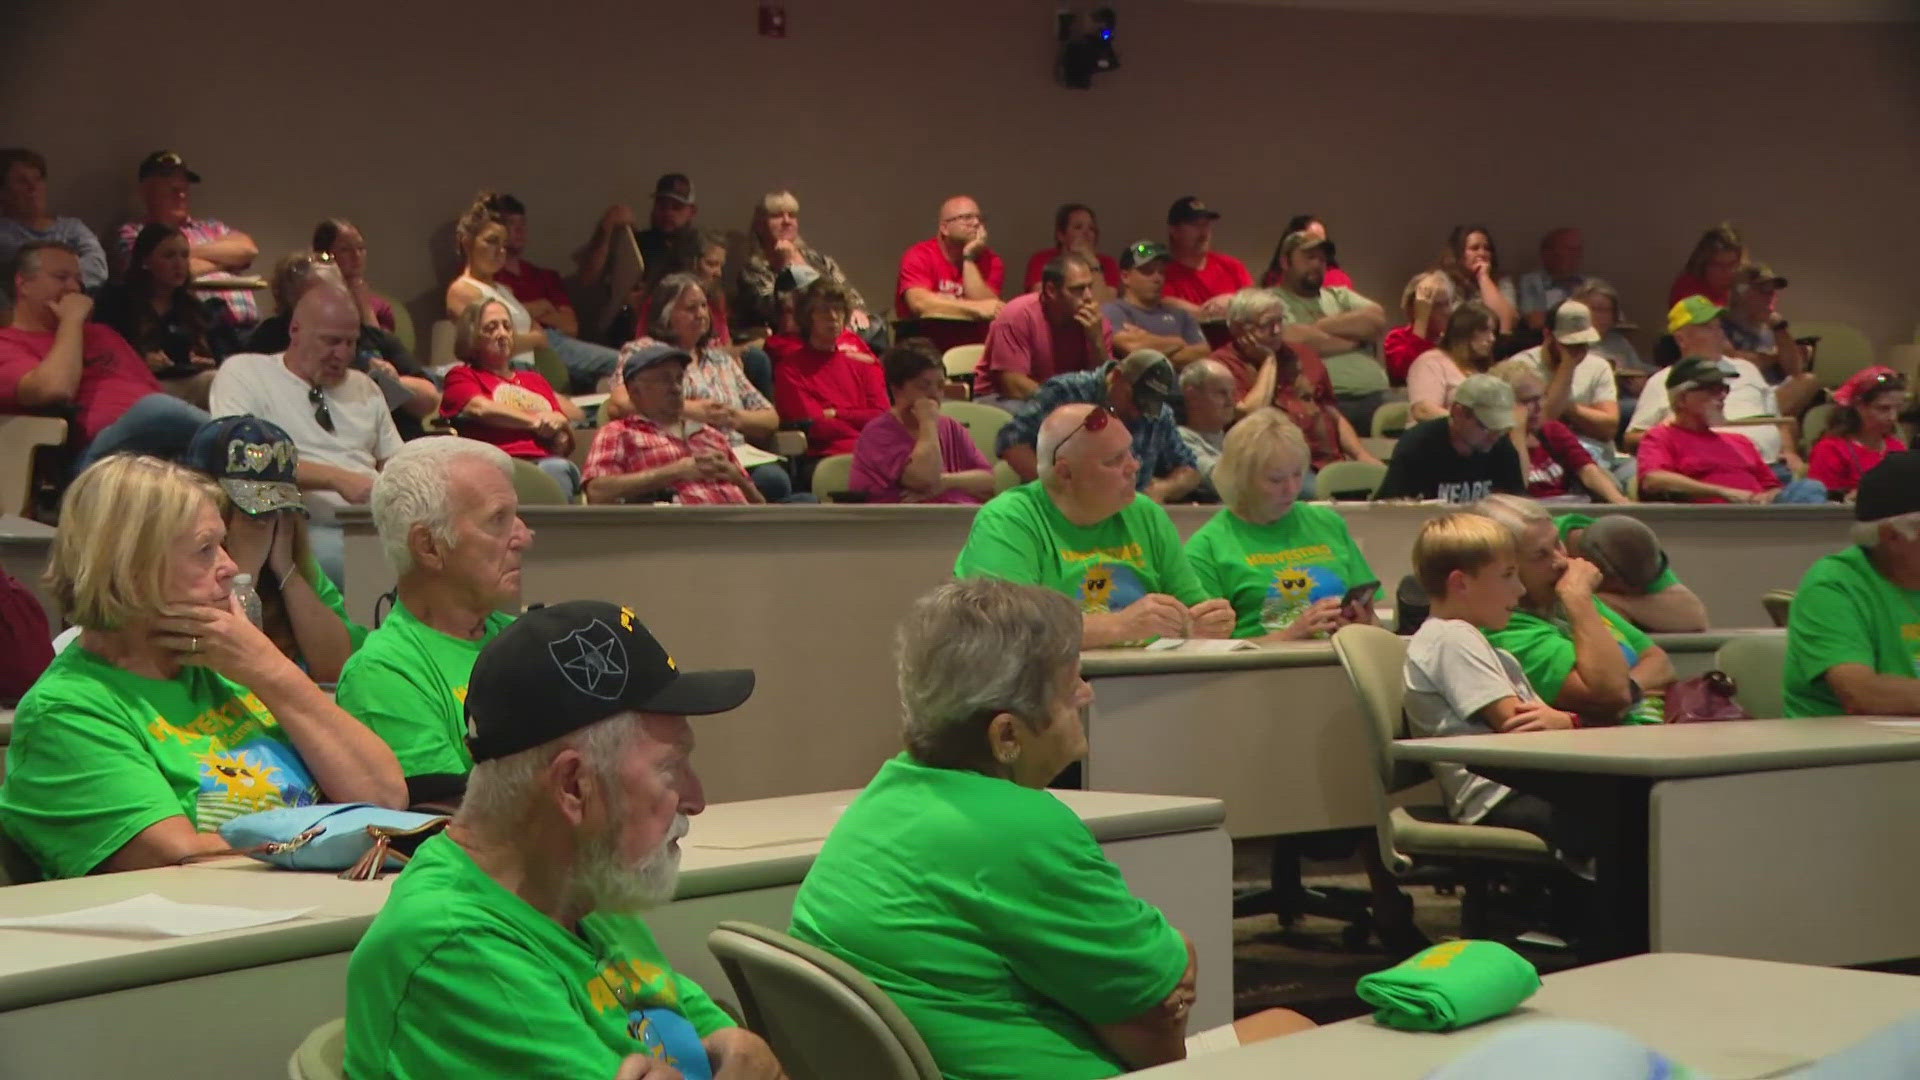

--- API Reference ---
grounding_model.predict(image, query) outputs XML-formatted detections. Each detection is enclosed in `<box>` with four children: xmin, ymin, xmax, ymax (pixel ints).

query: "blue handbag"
<box><xmin>218</xmin><ymin>803</ymin><xmax>450</xmax><ymax>880</ymax></box>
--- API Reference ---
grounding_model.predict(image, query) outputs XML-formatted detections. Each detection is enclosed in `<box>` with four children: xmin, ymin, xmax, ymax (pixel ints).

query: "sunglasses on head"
<box><xmin>1052</xmin><ymin>406</ymin><xmax>1116</xmax><ymax>465</ymax></box>
<box><xmin>308</xmin><ymin>384</ymin><xmax>335</xmax><ymax>433</ymax></box>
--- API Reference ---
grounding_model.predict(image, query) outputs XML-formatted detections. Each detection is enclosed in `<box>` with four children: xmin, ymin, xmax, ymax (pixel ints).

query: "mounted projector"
<box><xmin>1057</xmin><ymin>7</ymin><xmax>1119</xmax><ymax>89</ymax></box>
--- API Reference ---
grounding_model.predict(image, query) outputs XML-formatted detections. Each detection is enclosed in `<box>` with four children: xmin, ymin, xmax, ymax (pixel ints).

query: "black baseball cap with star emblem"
<box><xmin>465</xmin><ymin>600</ymin><xmax>755</xmax><ymax>763</ymax></box>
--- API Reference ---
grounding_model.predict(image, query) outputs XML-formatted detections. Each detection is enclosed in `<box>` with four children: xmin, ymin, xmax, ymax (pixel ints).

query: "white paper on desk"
<box><xmin>734</xmin><ymin>444</ymin><xmax>783</xmax><ymax>468</ymax></box>
<box><xmin>1144</xmin><ymin>638</ymin><xmax>1257</xmax><ymax>653</ymax></box>
<box><xmin>1870</xmin><ymin>720</ymin><xmax>1920</xmax><ymax>731</ymax></box>
<box><xmin>0</xmin><ymin>893</ymin><xmax>316</xmax><ymax>938</ymax></box>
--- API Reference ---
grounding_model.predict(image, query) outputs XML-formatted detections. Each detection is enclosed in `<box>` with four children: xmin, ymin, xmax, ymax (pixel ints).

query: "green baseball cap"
<box><xmin>1666</xmin><ymin>295</ymin><xmax>1725</xmax><ymax>334</ymax></box>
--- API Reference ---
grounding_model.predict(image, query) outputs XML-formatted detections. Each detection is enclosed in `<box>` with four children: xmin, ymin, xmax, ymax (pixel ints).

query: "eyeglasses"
<box><xmin>941</xmin><ymin>211</ymin><xmax>983</xmax><ymax>225</ymax></box>
<box><xmin>1051</xmin><ymin>406</ymin><xmax>1114</xmax><ymax>465</ymax></box>
<box><xmin>308</xmin><ymin>384</ymin><xmax>335</xmax><ymax>433</ymax></box>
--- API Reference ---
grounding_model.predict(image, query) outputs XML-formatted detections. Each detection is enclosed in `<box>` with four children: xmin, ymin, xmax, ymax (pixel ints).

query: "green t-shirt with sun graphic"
<box><xmin>1185</xmin><ymin>503</ymin><xmax>1376</xmax><ymax>639</ymax></box>
<box><xmin>954</xmin><ymin>482</ymin><xmax>1210</xmax><ymax>624</ymax></box>
<box><xmin>0</xmin><ymin>644</ymin><xmax>320</xmax><ymax>879</ymax></box>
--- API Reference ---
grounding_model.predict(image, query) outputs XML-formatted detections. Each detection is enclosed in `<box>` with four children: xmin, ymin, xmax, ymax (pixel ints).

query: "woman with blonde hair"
<box><xmin>0</xmin><ymin>455</ymin><xmax>404</xmax><ymax>880</ymax></box>
<box><xmin>734</xmin><ymin>188</ymin><xmax>873</xmax><ymax>338</ymax></box>
<box><xmin>1667</xmin><ymin>222</ymin><xmax>1745</xmax><ymax>307</ymax></box>
<box><xmin>440</xmin><ymin>297</ymin><xmax>584</xmax><ymax>497</ymax></box>
<box><xmin>1185</xmin><ymin>409</ymin><xmax>1378</xmax><ymax>640</ymax></box>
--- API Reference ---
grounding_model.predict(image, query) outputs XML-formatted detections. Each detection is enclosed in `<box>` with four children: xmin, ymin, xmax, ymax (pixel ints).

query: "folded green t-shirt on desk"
<box><xmin>1355</xmin><ymin>939</ymin><xmax>1540</xmax><ymax>1031</ymax></box>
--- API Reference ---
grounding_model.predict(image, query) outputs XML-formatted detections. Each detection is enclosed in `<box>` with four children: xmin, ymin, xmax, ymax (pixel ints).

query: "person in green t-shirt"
<box><xmin>1784</xmin><ymin>454</ymin><xmax>1920</xmax><ymax>717</ymax></box>
<box><xmin>1476</xmin><ymin>495</ymin><xmax>1675</xmax><ymax>725</ymax></box>
<box><xmin>1270</xmin><ymin>230</ymin><xmax>1389</xmax><ymax>430</ymax></box>
<box><xmin>1186</xmin><ymin>409</ymin><xmax>1378</xmax><ymax>640</ymax></box>
<box><xmin>182</xmin><ymin>416</ymin><xmax>366</xmax><ymax>683</ymax></box>
<box><xmin>346</xmin><ymin>600</ymin><xmax>775</xmax><ymax>1080</ymax></box>
<box><xmin>789</xmin><ymin>579</ymin><xmax>1313</xmax><ymax>1079</ymax></box>
<box><xmin>1554</xmin><ymin>512</ymin><xmax>1709</xmax><ymax>632</ymax></box>
<box><xmin>0</xmin><ymin>455</ymin><xmax>405</xmax><ymax>879</ymax></box>
<box><xmin>954</xmin><ymin>401</ymin><xmax>1233</xmax><ymax>648</ymax></box>
<box><xmin>335</xmin><ymin>437</ymin><xmax>532</xmax><ymax>807</ymax></box>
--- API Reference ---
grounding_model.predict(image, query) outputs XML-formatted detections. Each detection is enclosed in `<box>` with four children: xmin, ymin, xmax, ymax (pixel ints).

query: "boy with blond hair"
<box><xmin>1403</xmin><ymin>513</ymin><xmax>1585</xmax><ymax>856</ymax></box>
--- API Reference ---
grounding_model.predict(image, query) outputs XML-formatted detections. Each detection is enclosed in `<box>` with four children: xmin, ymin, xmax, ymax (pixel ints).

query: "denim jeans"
<box><xmin>535</xmin><ymin>456</ymin><xmax>582</xmax><ymax>499</ymax></box>
<box><xmin>74</xmin><ymin>393</ymin><xmax>209</xmax><ymax>473</ymax></box>
<box><xmin>1773</xmin><ymin>477</ymin><xmax>1828</xmax><ymax>504</ymax></box>
<box><xmin>750</xmin><ymin>461</ymin><xmax>817</xmax><ymax>503</ymax></box>
<box><xmin>739</xmin><ymin>346</ymin><xmax>774</xmax><ymax>403</ymax></box>
<box><xmin>544</xmin><ymin>329</ymin><xmax>621</xmax><ymax>393</ymax></box>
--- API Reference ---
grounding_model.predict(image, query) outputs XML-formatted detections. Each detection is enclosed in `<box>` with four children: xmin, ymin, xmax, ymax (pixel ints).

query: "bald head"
<box><xmin>287</xmin><ymin>282</ymin><xmax>362</xmax><ymax>386</ymax></box>
<box><xmin>937</xmin><ymin>195</ymin><xmax>983</xmax><ymax>246</ymax></box>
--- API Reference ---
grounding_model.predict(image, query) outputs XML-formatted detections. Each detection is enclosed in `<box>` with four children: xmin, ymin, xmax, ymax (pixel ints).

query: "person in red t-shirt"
<box><xmin>440</xmin><ymin>298</ymin><xmax>584</xmax><ymax>497</ymax></box>
<box><xmin>1490</xmin><ymin>359</ymin><xmax>1629</xmax><ymax>503</ymax></box>
<box><xmin>1021</xmin><ymin>202</ymin><xmax>1120</xmax><ymax>299</ymax></box>
<box><xmin>1667</xmin><ymin>223</ymin><xmax>1744</xmax><ymax>308</ymax></box>
<box><xmin>1637</xmin><ymin>356</ymin><xmax>1828</xmax><ymax>504</ymax></box>
<box><xmin>1211</xmin><ymin>288</ymin><xmax>1377</xmax><ymax>470</ymax></box>
<box><xmin>1382</xmin><ymin>270</ymin><xmax>1453</xmax><ymax>387</ymax></box>
<box><xmin>1160</xmin><ymin>196</ymin><xmax>1251</xmax><ymax>320</ymax></box>
<box><xmin>1809</xmin><ymin>366</ymin><xmax>1910</xmax><ymax>497</ymax></box>
<box><xmin>0</xmin><ymin>240</ymin><xmax>205</xmax><ymax>472</ymax></box>
<box><xmin>772</xmin><ymin>279</ymin><xmax>889</xmax><ymax>457</ymax></box>
<box><xmin>895</xmin><ymin>195</ymin><xmax>1005</xmax><ymax>353</ymax></box>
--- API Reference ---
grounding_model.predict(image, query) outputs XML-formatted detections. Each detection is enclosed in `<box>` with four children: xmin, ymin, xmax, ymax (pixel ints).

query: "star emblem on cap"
<box><xmin>549</xmin><ymin>620</ymin><xmax>629</xmax><ymax>701</ymax></box>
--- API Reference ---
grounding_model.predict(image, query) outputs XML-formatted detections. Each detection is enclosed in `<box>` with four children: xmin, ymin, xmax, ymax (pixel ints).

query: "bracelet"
<box><xmin>276</xmin><ymin>565</ymin><xmax>299</xmax><ymax>592</ymax></box>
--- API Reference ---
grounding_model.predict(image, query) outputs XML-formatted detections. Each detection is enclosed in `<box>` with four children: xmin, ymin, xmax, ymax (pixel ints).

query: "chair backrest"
<box><xmin>708</xmin><ymin>921</ymin><xmax>942</xmax><ymax>1080</ymax></box>
<box><xmin>1761</xmin><ymin>589</ymin><xmax>1794</xmax><ymax>628</ymax></box>
<box><xmin>992</xmin><ymin>459</ymin><xmax>1021</xmax><ymax>493</ymax></box>
<box><xmin>1799</xmin><ymin>402</ymin><xmax>1836</xmax><ymax>455</ymax></box>
<box><xmin>940</xmin><ymin>344</ymin><xmax>984</xmax><ymax>381</ymax></box>
<box><xmin>381</xmin><ymin>295</ymin><xmax>416</xmax><ymax>355</ymax></box>
<box><xmin>287</xmin><ymin>1017</ymin><xmax>345</xmax><ymax>1080</ymax></box>
<box><xmin>1795</xmin><ymin>320</ymin><xmax>1876</xmax><ymax>390</ymax></box>
<box><xmin>509</xmin><ymin>458</ymin><xmax>569</xmax><ymax>505</ymax></box>
<box><xmin>1371</xmin><ymin>401</ymin><xmax>1411</xmax><ymax>438</ymax></box>
<box><xmin>1716</xmin><ymin>635</ymin><xmax>1789</xmax><ymax>719</ymax></box>
<box><xmin>939</xmin><ymin>400</ymin><xmax>1010</xmax><ymax>461</ymax></box>
<box><xmin>0</xmin><ymin>415</ymin><xmax>67</xmax><ymax>517</ymax></box>
<box><xmin>1330</xmin><ymin>624</ymin><xmax>1423</xmax><ymax>794</ymax></box>
<box><xmin>1315</xmin><ymin>460</ymin><xmax>1387</xmax><ymax>501</ymax></box>
<box><xmin>427</xmin><ymin>319</ymin><xmax>457</xmax><ymax>373</ymax></box>
<box><xmin>810</xmin><ymin>454</ymin><xmax>855</xmax><ymax>498</ymax></box>
<box><xmin>0</xmin><ymin>825</ymin><xmax>44</xmax><ymax>887</ymax></box>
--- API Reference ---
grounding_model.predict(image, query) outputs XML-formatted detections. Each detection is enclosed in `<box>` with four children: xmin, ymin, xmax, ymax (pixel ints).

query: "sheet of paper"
<box><xmin>569</xmin><ymin>392</ymin><xmax>611</xmax><ymax>410</ymax></box>
<box><xmin>1144</xmin><ymin>638</ymin><xmax>1257</xmax><ymax>653</ymax></box>
<box><xmin>1870</xmin><ymin>719</ymin><xmax>1920</xmax><ymax>731</ymax></box>
<box><xmin>735</xmin><ymin>444</ymin><xmax>783</xmax><ymax>468</ymax></box>
<box><xmin>0</xmin><ymin>893</ymin><xmax>316</xmax><ymax>938</ymax></box>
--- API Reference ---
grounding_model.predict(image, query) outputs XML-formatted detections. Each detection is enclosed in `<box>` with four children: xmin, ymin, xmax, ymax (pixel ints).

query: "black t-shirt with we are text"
<box><xmin>1376</xmin><ymin>417</ymin><xmax>1524</xmax><ymax>504</ymax></box>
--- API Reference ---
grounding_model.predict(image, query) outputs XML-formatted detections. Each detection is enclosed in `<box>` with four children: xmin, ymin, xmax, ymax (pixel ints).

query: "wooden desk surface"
<box><xmin>1134</xmin><ymin>953</ymin><xmax>1920</xmax><ymax>1078</ymax></box>
<box><xmin>0</xmin><ymin>788</ymin><xmax>1222</xmax><ymax>1010</ymax></box>
<box><xmin>1395</xmin><ymin>717</ymin><xmax>1920</xmax><ymax>778</ymax></box>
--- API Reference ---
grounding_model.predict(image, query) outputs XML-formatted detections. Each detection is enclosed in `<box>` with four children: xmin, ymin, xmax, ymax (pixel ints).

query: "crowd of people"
<box><xmin>1</xmin><ymin>146</ymin><xmax>1918</xmax><ymax>1080</ymax></box>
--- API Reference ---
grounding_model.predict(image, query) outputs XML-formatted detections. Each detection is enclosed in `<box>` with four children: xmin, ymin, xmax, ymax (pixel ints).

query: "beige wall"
<box><xmin>4</xmin><ymin>2</ymin><xmax>1916</xmax><ymax>351</ymax></box>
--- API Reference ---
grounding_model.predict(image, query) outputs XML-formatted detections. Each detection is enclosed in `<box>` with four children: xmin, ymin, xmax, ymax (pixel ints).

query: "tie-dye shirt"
<box><xmin>0</xmin><ymin>644</ymin><xmax>320</xmax><ymax>878</ymax></box>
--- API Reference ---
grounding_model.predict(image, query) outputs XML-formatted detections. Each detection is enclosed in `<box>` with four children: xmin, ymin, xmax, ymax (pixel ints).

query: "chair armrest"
<box><xmin>772</xmin><ymin>430</ymin><xmax>808</xmax><ymax>456</ymax></box>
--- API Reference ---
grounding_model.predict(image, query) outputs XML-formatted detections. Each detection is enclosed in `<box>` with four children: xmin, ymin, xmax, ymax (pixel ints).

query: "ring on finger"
<box><xmin>190</xmin><ymin>636</ymin><xmax>200</xmax><ymax>654</ymax></box>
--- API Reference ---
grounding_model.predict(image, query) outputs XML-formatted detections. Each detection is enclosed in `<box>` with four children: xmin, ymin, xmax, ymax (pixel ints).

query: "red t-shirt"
<box><xmin>1808</xmin><ymin>433</ymin><xmax>1909</xmax><ymax>494</ymax></box>
<box><xmin>1213</xmin><ymin>342</ymin><xmax>1345</xmax><ymax>469</ymax></box>
<box><xmin>895</xmin><ymin>238</ymin><xmax>1005</xmax><ymax>317</ymax></box>
<box><xmin>1021</xmin><ymin>248</ymin><xmax>1122</xmax><ymax>291</ymax></box>
<box><xmin>440</xmin><ymin>364</ymin><xmax>565</xmax><ymax>459</ymax></box>
<box><xmin>1524</xmin><ymin>420</ymin><xmax>1597</xmax><ymax>499</ymax></box>
<box><xmin>1382</xmin><ymin>325</ymin><xmax>1435</xmax><ymax>386</ymax></box>
<box><xmin>766</xmin><ymin>333</ymin><xmax>890</xmax><ymax>456</ymax></box>
<box><xmin>495</xmin><ymin>260</ymin><xmax>573</xmax><ymax>314</ymax></box>
<box><xmin>1636</xmin><ymin>422</ymin><xmax>1778</xmax><ymax>500</ymax></box>
<box><xmin>0</xmin><ymin>324</ymin><xmax>161</xmax><ymax>442</ymax></box>
<box><xmin>1666</xmin><ymin>272</ymin><xmax>1730</xmax><ymax>308</ymax></box>
<box><xmin>1162</xmin><ymin>252</ymin><xmax>1252</xmax><ymax>308</ymax></box>
<box><xmin>974</xmin><ymin>292</ymin><xmax>1109</xmax><ymax>397</ymax></box>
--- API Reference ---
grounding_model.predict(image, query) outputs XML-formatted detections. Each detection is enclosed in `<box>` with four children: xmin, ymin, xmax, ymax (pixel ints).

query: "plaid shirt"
<box><xmin>582</xmin><ymin>414</ymin><xmax>750</xmax><ymax>504</ymax></box>
<box><xmin>118</xmin><ymin>217</ymin><xmax>259</xmax><ymax>325</ymax></box>
<box><xmin>994</xmin><ymin>361</ymin><xmax>1197</xmax><ymax>488</ymax></box>
<box><xmin>614</xmin><ymin>338</ymin><xmax>770</xmax><ymax>447</ymax></box>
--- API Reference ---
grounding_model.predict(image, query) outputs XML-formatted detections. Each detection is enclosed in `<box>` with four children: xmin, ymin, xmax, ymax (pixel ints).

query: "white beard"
<box><xmin>578</xmin><ymin>813</ymin><xmax>689</xmax><ymax>913</ymax></box>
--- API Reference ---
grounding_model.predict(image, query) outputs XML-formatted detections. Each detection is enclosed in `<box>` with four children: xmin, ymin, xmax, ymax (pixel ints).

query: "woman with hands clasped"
<box><xmin>0</xmin><ymin>455</ymin><xmax>405</xmax><ymax>880</ymax></box>
<box><xmin>1185</xmin><ymin>410</ymin><xmax>1378</xmax><ymax>642</ymax></box>
<box><xmin>441</xmin><ymin>298</ymin><xmax>584</xmax><ymax>497</ymax></box>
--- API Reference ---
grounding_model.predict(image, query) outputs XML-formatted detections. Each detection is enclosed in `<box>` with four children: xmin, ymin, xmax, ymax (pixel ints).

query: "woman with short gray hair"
<box><xmin>790</xmin><ymin>578</ymin><xmax>1312</xmax><ymax>1077</ymax></box>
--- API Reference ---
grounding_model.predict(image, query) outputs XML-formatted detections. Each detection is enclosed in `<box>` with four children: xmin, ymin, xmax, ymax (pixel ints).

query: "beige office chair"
<box><xmin>1315</xmin><ymin>460</ymin><xmax>1387</xmax><ymax>501</ymax></box>
<box><xmin>1330</xmin><ymin>624</ymin><xmax>1556</xmax><ymax>936</ymax></box>
<box><xmin>0</xmin><ymin>415</ymin><xmax>66</xmax><ymax>517</ymax></box>
<box><xmin>1795</xmin><ymin>321</ymin><xmax>1875</xmax><ymax>390</ymax></box>
<box><xmin>1371</xmin><ymin>400</ymin><xmax>1411</xmax><ymax>438</ymax></box>
<box><xmin>1761</xmin><ymin>589</ymin><xmax>1795</xmax><ymax>628</ymax></box>
<box><xmin>810</xmin><ymin>453</ymin><xmax>855</xmax><ymax>499</ymax></box>
<box><xmin>709</xmin><ymin>921</ymin><xmax>941</xmax><ymax>1080</ymax></box>
<box><xmin>1715</xmin><ymin>635</ymin><xmax>1789</xmax><ymax>718</ymax></box>
<box><xmin>992</xmin><ymin>459</ymin><xmax>1021</xmax><ymax>493</ymax></box>
<box><xmin>939</xmin><ymin>400</ymin><xmax>1010</xmax><ymax>462</ymax></box>
<box><xmin>1799</xmin><ymin>402</ymin><xmax>1835</xmax><ymax>455</ymax></box>
<box><xmin>940</xmin><ymin>344</ymin><xmax>984</xmax><ymax>384</ymax></box>
<box><xmin>286</xmin><ymin>1017</ymin><xmax>345</xmax><ymax>1080</ymax></box>
<box><xmin>426</xmin><ymin>319</ymin><xmax>458</xmax><ymax>376</ymax></box>
<box><xmin>381</xmin><ymin>296</ymin><xmax>416</xmax><ymax>355</ymax></box>
<box><xmin>509</xmin><ymin>458</ymin><xmax>569</xmax><ymax>506</ymax></box>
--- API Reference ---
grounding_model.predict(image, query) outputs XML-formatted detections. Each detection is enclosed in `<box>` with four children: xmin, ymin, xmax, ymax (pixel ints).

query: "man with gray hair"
<box><xmin>1784</xmin><ymin>452</ymin><xmax>1920</xmax><ymax>717</ymax></box>
<box><xmin>346</xmin><ymin>600</ymin><xmax>783</xmax><ymax>1079</ymax></box>
<box><xmin>335</xmin><ymin>437</ymin><xmax>532</xmax><ymax>807</ymax></box>
<box><xmin>957</xmin><ymin>402</ymin><xmax>1233</xmax><ymax>647</ymax></box>
<box><xmin>1177</xmin><ymin>358</ymin><xmax>1237</xmax><ymax>496</ymax></box>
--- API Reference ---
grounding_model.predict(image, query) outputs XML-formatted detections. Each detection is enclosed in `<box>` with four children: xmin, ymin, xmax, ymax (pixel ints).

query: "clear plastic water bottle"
<box><xmin>232</xmin><ymin>573</ymin><xmax>264</xmax><ymax>628</ymax></box>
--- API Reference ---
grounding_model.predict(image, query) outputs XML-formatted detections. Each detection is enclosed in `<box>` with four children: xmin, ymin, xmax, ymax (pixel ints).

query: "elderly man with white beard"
<box><xmin>345</xmin><ymin>600</ymin><xmax>786</xmax><ymax>1080</ymax></box>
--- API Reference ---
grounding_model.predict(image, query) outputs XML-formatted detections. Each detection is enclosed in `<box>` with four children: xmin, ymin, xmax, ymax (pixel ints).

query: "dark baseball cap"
<box><xmin>138</xmin><ymin>150</ymin><xmax>200</xmax><ymax>182</ymax></box>
<box><xmin>1166</xmin><ymin>196</ymin><xmax>1220</xmax><ymax>226</ymax></box>
<box><xmin>184</xmin><ymin>416</ymin><xmax>305</xmax><ymax>516</ymax></box>
<box><xmin>652</xmin><ymin>173</ymin><xmax>696</xmax><ymax>205</ymax></box>
<box><xmin>1119</xmin><ymin>240</ymin><xmax>1170</xmax><ymax>271</ymax></box>
<box><xmin>1855</xmin><ymin>451</ymin><xmax>1920</xmax><ymax>524</ymax></box>
<box><xmin>1117</xmin><ymin>349</ymin><xmax>1176</xmax><ymax>411</ymax></box>
<box><xmin>465</xmin><ymin>600</ymin><xmax>755</xmax><ymax>763</ymax></box>
<box><xmin>620</xmin><ymin>342</ymin><xmax>692</xmax><ymax>383</ymax></box>
<box><xmin>1668</xmin><ymin>355</ymin><xmax>1735</xmax><ymax>392</ymax></box>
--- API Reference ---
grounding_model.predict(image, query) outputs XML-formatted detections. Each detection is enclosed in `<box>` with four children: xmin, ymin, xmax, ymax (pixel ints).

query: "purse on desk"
<box><xmin>217</xmin><ymin>803</ymin><xmax>450</xmax><ymax>880</ymax></box>
<box><xmin>1664</xmin><ymin>670</ymin><xmax>1751</xmax><ymax>724</ymax></box>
